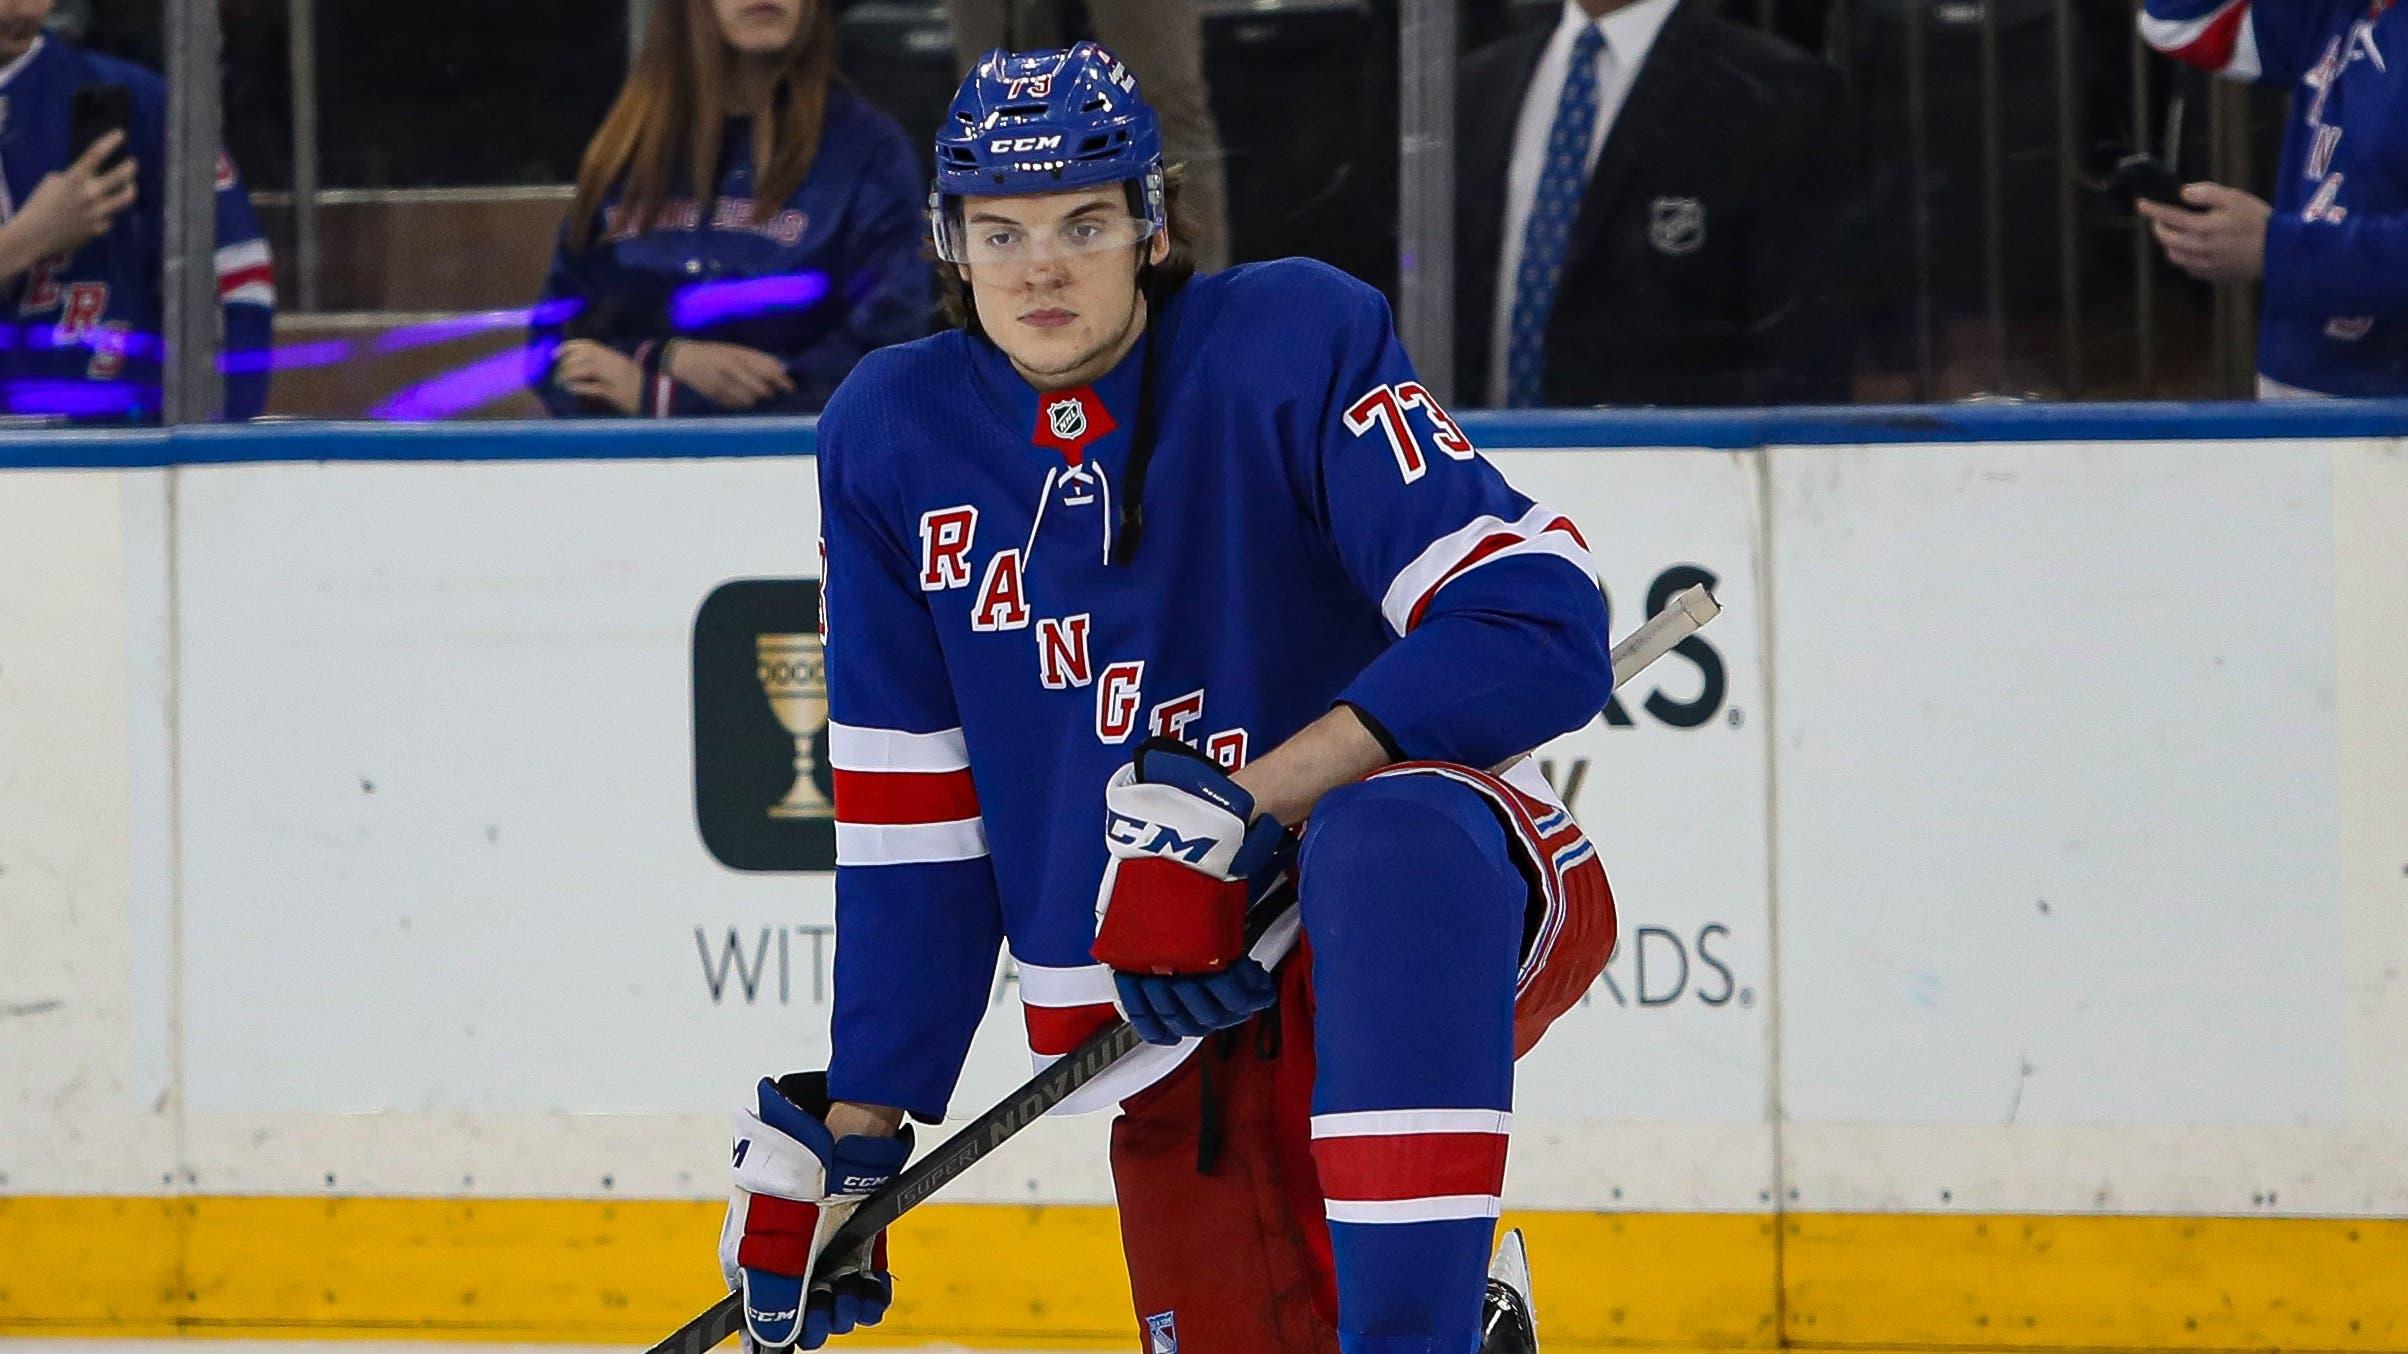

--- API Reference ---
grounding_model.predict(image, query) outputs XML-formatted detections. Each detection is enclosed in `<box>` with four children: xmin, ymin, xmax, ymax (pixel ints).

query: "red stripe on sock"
<box><xmin>1311</xmin><ymin>1131</ymin><xmax>1509</xmax><ymax>1202</ymax></box>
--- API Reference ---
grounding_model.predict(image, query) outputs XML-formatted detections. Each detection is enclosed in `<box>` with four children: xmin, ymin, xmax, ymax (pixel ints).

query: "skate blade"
<box><xmin>1487</xmin><ymin>1227</ymin><xmax>1537</xmax><ymax>1336</ymax></box>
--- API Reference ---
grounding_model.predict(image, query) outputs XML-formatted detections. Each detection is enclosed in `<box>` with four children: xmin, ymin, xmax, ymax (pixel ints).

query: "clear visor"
<box><xmin>937</xmin><ymin>209</ymin><xmax>1157</xmax><ymax>267</ymax></box>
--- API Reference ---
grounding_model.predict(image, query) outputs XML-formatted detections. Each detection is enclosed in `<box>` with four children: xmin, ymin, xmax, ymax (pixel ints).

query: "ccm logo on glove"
<box><xmin>1092</xmin><ymin>738</ymin><xmax>1285</xmax><ymax>977</ymax></box>
<box><xmin>720</xmin><ymin>1072</ymin><xmax>911</xmax><ymax>1351</ymax></box>
<box><xmin>1106</xmin><ymin>812</ymin><xmax>1220</xmax><ymax>864</ymax></box>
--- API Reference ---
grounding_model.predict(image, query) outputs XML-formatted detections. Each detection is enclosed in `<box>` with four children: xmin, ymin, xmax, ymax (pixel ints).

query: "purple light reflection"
<box><xmin>670</xmin><ymin>272</ymin><xmax>831</xmax><ymax>329</ymax></box>
<box><xmin>371</xmin><ymin>342</ymin><xmax>554</xmax><ymax>421</ymax></box>
<box><xmin>12</xmin><ymin>324</ymin><xmax>168</xmax><ymax>365</ymax></box>
<box><xmin>375</xmin><ymin>300</ymin><xmax>582</xmax><ymax>353</ymax></box>
<box><xmin>3</xmin><ymin>379</ymin><xmax>152</xmax><ymax>418</ymax></box>
<box><xmin>221</xmin><ymin>340</ymin><xmax>354</xmax><ymax>375</ymax></box>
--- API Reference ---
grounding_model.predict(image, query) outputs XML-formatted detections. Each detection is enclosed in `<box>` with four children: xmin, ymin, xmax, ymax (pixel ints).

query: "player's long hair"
<box><xmin>941</xmin><ymin>167</ymin><xmax>1202</xmax><ymax>339</ymax></box>
<box><xmin>565</xmin><ymin>0</ymin><xmax>837</xmax><ymax>250</ymax></box>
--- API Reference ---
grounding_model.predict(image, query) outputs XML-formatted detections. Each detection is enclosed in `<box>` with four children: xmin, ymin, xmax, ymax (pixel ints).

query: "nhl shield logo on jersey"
<box><xmin>1047</xmin><ymin>394</ymin><xmax>1088</xmax><ymax>441</ymax></box>
<box><xmin>1031</xmin><ymin>384</ymin><xmax>1117</xmax><ymax>463</ymax></box>
<box><xmin>1143</xmin><ymin>1311</ymin><xmax>1179</xmax><ymax>1354</ymax></box>
<box><xmin>1648</xmin><ymin>196</ymin><xmax>1707</xmax><ymax>256</ymax></box>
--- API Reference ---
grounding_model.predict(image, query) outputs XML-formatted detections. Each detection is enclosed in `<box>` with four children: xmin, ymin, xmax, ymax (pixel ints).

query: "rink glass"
<box><xmin>133</xmin><ymin>0</ymin><xmax>2299</xmax><ymax>422</ymax></box>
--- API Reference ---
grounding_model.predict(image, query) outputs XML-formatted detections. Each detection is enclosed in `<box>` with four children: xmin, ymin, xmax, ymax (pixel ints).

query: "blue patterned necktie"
<box><xmin>1506</xmin><ymin>23</ymin><xmax>1606</xmax><ymax>408</ymax></box>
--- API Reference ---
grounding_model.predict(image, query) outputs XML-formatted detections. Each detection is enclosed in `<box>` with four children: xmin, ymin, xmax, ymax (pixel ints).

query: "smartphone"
<box><xmin>2111</xmin><ymin>92</ymin><xmax>2189</xmax><ymax>210</ymax></box>
<box><xmin>2107</xmin><ymin>151</ymin><xmax>2186</xmax><ymax>209</ymax></box>
<box><xmin>70</xmin><ymin>83</ymin><xmax>134</xmax><ymax>168</ymax></box>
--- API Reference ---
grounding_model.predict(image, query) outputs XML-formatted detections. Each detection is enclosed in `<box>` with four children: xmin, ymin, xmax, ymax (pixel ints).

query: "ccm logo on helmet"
<box><xmin>990</xmin><ymin>135</ymin><xmax>1063</xmax><ymax>153</ymax></box>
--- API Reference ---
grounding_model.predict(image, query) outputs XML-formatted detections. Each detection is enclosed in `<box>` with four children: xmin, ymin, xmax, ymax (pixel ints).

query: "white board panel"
<box><xmin>174</xmin><ymin>459</ymin><xmax>834</xmax><ymax>1118</ymax></box>
<box><xmin>104</xmin><ymin>431</ymin><xmax>2402</xmax><ymax>1214</ymax></box>
<box><xmin>0</xmin><ymin>469</ymin><xmax>175</xmax><ymax>1192</ymax></box>
<box><xmin>2332</xmin><ymin>438</ymin><xmax>2408</xmax><ymax>1123</ymax></box>
<box><xmin>1770</xmin><ymin>440</ymin><xmax>2343</xmax><ymax>1127</ymax></box>
<box><xmin>1505</xmin><ymin>451</ymin><xmax>1773</xmax><ymax>1131</ymax></box>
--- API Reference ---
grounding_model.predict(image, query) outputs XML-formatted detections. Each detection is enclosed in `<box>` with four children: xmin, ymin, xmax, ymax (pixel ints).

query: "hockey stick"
<box><xmin>644</xmin><ymin>583</ymin><xmax>1721</xmax><ymax>1354</ymax></box>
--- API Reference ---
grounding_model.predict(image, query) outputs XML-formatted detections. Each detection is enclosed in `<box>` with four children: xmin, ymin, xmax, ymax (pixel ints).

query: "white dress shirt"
<box><xmin>1489</xmin><ymin>0</ymin><xmax>1682</xmax><ymax>406</ymax></box>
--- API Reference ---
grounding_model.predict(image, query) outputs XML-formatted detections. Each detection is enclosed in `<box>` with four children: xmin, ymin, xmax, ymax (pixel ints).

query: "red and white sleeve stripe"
<box><xmin>829</xmin><ymin>721</ymin><xmax>989</xmax><ymax>866</ymax></box>
<box><xmin>215</xmin><ymin>241</ymin><xmax>275</xmax><ymax>308</ymax></box>
<box><xmin>1310</xmin><ymin>1108</ymin><xmax>1511</xmax><ymax>1224</ymax></box>
<box><xmin>1015</xmin><ymin>959</ymin><xmax>1122</xmax><ymax>1057</ymax></box>
<box><xmin>1379</xmin><ymin>504</ymin><xmax>1598</xmax><ymax>637</ymax></box>
<box><xmin>2138</xmin><ymin>1</ymin><xmax>2260</xmax><ymax>79</ymax></box>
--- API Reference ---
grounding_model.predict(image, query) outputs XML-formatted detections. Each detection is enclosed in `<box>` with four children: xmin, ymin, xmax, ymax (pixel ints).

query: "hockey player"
<box><xmin>0</xmin><ymin>0</ymin><xmax>275</xmax><ymax>420</ymax></box>
<box><xmin>2138</xmin><ymin>0</ymin><xmax>2408</xmax><ymax>395</ymax></box>
<box><xmin>719</xmin><ymin>43</ymin><xmax>1613</xmax><ymax>1354</ymax></box>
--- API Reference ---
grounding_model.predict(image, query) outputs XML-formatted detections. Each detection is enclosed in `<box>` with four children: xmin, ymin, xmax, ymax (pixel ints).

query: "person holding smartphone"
<box><xmin>0</xmin><ymin>127</ymin><xmax>131</xmax><ymax>280</ymax></box>
<box><xmin>531</xmin><ymin>0</ymin><xmax>928</xmax><ymax>418</ymax></box>
<box><xmin>2140</xmin><ymin>0</ymin><xmax>2408</xmax><ymax>397</ymax></box>
<box><xmin>0</xmin><ymin>0</ymin><xmax>276</xmax><ymax>421</ymax></box>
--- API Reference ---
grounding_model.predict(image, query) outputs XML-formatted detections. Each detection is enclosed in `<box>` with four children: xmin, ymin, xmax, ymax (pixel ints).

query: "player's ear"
<box><xmin>1146</xmin><ymin>229</ymin><xmax>1170</xmax><ymax>267</ymax></box>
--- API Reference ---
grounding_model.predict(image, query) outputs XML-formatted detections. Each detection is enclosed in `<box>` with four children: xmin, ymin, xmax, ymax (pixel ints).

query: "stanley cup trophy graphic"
<box><xmin>755</xmin><ymin>632</ymin><xmax>833</xmax><ymax>820</ymax></box>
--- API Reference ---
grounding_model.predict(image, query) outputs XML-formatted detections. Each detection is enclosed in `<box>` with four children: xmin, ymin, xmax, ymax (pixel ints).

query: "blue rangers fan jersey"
<box><xmin>816</xmin><ymin>258</ymin><xmax>1615</xmax><ymax>1121</ymax></box>
<box><xmin>0</xmin><ymin>35</ymin><xmax>273</xmax><ymax>420</ymax></box>
<box><xmin>2142</xmin><ymin>0</ymin><xmax>2408</xmax><ymax>394</ymax></box>
<box><xmin>531</xmin><ymin>86</ymin><xmax>928</xmax><ymax>417</ymax></box>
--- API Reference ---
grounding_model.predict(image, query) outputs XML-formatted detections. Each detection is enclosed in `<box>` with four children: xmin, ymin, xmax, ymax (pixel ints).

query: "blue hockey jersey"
<box><xmin>0</xmin><ymin>35</ymin><xmax>273</xmax><ymax>421</ymax></box>
<box><xmin>530</xmin><ymin>85</ymin><xmax>928</xmax><ymax>417</ymax></box>
<box><xmin>2142</xmin><ymin>0</ymin><xmax>2408</xmax><ymax>394</ymax></box>
<box><xmin>815</xmin><ymin>259</ymin><xmax>1615</xmax><ymax>1121</ymax></box>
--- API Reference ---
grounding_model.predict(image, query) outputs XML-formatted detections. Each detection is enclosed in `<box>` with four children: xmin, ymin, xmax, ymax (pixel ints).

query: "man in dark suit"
<box><xmin>1457</xmin><ymin>0</ymin><xmax>1859</xmax><ymax>407</ymax></box>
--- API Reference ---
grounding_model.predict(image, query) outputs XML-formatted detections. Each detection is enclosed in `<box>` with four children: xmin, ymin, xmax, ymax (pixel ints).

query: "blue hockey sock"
<box><xmin>1296</xmin><ymin>771</ymin><xmax>1526</xmax><ymax>1354</ymax></box>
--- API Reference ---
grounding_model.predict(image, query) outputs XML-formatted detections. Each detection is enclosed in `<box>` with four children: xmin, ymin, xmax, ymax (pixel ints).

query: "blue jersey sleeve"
<box><xmin>766</xmin><ymin>115</ymin><xmax>930</xmax><ymax>414</ymax></box>
<box><xmin>2266</xmin><ymin>210</ymin><xmax>2408</xmax><ymax>315</ymax></box>
<box><xmin>528</xmin><ymin>228</ymin><xmax>616</xmax><ymax>419</ymax></box>
<box><xmin>819</xmin><ymin>366</ymin><xmax>1007</xmax><ymax>1121</ymax></box>
<box><xmin>211</xmin><ymin>150</ymin><xmax>274</xmax><ymax>420</ymax></box>
<box><xmin>1271</xmin><ymin>265</ymin><xmax>1614</xmax><ymax>767</ymax></box>
<box><xmin>2138</xmin><ymin>0</ymin><xmax>2321</xmax><ymax>85</ymax></box>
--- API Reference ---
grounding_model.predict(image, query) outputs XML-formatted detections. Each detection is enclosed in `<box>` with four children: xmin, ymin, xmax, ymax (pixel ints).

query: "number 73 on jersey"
<box><xmin>1345</xmin><ymin>381</ymin><xmax>1477</xmax><ymax>484</ymax></box>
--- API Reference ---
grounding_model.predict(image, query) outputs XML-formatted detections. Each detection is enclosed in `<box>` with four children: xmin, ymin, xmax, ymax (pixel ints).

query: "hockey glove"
<box><xmin>720</xmin><ymin>1072</ymin><xmax>912</xmax><ymax>1350</ymax></box>
<box><xmin>1094</xmin><ymin>737</ymin><xmax>1285</xmax><ymax>1045</ymax></box>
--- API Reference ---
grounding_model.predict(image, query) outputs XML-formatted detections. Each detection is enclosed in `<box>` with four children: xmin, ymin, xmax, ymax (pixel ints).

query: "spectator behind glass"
<box><xmin>943</xmin><ymin>0</ymin><xmax>1230</xmax><ymax>271</ymax></box>
<box><xmin>0</xmin><ymin>0</ymin><xmax>274</xmax><ymax>422</ymax></box>
<box><xmin>2140</xmin><ymin>0</ymin><xmax>2408</xmax><ymax>398</ymax></box>
<box><xmin>1455</xmin><ymin>0</ymin><xmax>1857</xmax><ymax>407</ymax></box>
<box><xmin>533</xmin><ymin>0</ymin><xmax>928</xmax><ymax>417</ymax></box>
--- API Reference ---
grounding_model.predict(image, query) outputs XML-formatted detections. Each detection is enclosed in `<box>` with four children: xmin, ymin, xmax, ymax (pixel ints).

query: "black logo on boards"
<box><xmin>1603</xmin><ymin>564</ymin><xmax>1727</xmax><ymax>728</ymax></box>
<box><xmin>693</xmin><ymin>578</ymin><xmax>834</xmax><ymax>872</ymax></box>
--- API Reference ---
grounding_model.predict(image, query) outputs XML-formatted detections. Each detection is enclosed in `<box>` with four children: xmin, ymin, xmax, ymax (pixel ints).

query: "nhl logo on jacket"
<box><xmin>1648</xmin><ymin>196</ymin><xmax>1706</xmax><ymax>256</ymax></box>
<box><xmin>1143</xmin><ymin>1311</ymin><xmax>1178</xmax><ymax>1354</ymax></box>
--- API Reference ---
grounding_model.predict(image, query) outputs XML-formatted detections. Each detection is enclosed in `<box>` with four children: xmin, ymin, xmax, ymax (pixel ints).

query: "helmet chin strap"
<box><xmin>1112</xmin><ymin>282</ymin><xmax>1167</xmax><ymax>569</ymax></box>
<box><xmin>1110</xmin><ymin>225</ymin><xmax>1204</xmax><ymax>566</ymax></box>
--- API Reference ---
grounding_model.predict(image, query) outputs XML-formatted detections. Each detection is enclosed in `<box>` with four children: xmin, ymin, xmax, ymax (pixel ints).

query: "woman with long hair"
<box><xmin>533</xmin><ymin>0</ymin><xmax>927</xmax><ymax>416</ymax></box>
